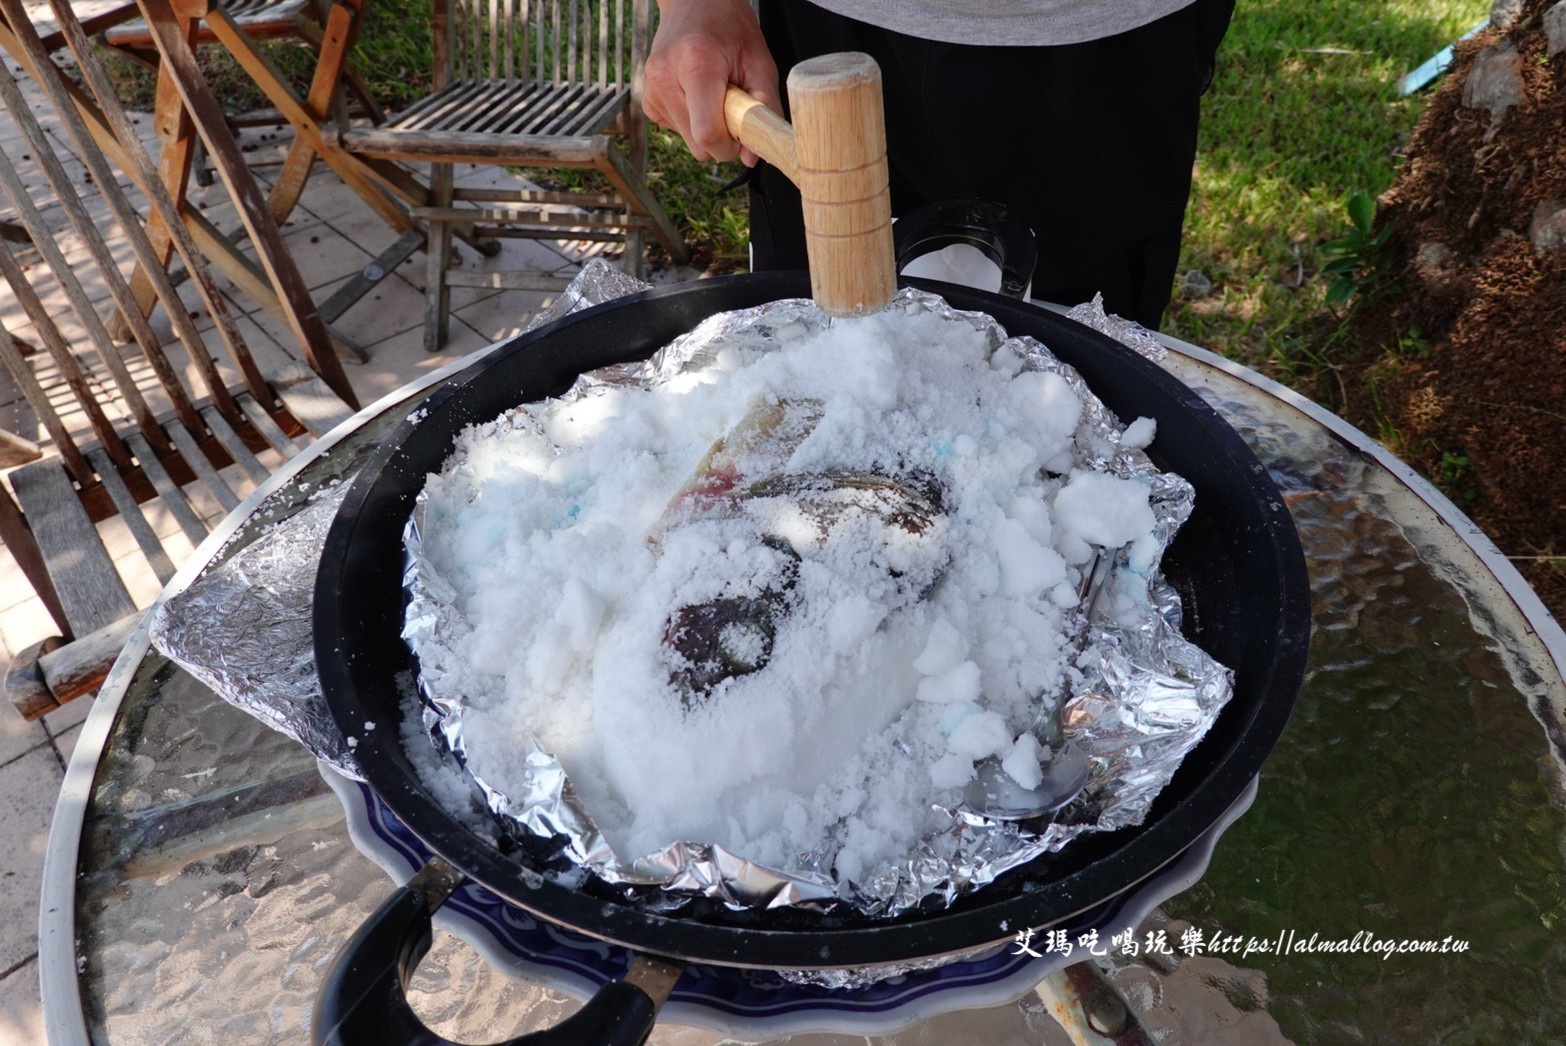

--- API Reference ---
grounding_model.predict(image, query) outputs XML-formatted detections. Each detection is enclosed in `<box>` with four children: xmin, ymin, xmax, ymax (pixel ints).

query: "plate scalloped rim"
<box><xmin>322</xmin><ymin>761</ymin><xmax>1257</xmax><ymax>1040</ymax></box>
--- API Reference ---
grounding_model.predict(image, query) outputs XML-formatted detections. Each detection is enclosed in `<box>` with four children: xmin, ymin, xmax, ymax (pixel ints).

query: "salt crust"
<box><xmin>413</xmin><ymin>303</ymin><xmax>1157</xmax><ymax>882</ymax></box>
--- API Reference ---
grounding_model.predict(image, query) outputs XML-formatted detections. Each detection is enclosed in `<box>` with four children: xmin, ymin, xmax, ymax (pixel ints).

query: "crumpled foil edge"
<box><xmin>150</xmin><ymin>483</ymin><xmax>364</xmax><ymax>782</ymax></box>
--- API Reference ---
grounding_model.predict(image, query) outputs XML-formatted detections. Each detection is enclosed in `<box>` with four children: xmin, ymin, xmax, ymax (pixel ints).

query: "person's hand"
<box><xmin>645</xmin><ymin>0</ymin><xmax>782</xmax><ymax>165</ymax></box>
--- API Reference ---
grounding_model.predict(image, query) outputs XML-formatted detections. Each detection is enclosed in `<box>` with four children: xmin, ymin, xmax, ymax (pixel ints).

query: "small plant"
<box><xmin>1364</xmin><ymin>374</ymin><xmax>1406</xmax><ymax>454</ymax></box>
<box><xmin>1437</xmin><ymin>451</ymin><xmax>1477</xmax><ymax>506</ymax></box>
<box><xmin>1320</xmin><ymin>191</ymin><xmax>1401</xmax><ymax>310</ymax></box>
<box><xmin>1393</xmin><ymin>324</ymin><xmax>1429</xmax><ymax>359</ymax></box>
<box><xmin>351</xmin><ymin>0</ymin><xmax>435</xmax><ymax>110</ymax></box>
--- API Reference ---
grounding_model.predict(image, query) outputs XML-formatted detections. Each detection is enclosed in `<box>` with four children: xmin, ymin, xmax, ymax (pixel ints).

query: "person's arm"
<box><xmin>643</xmin><ymin>0</ymin><xmax>782</xmax><ymax>165</ymax></box>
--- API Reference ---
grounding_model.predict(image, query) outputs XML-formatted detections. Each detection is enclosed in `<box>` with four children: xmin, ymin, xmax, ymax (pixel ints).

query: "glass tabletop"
<box><xmin>39</xmin><ymin>332</ymin><xmax>1566</xmax><ymax>1044</ymax></box>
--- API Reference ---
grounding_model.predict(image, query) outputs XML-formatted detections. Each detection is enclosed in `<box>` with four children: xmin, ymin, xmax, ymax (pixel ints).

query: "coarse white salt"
<box><xmin>1122</xmin><ymin>415</ymin><xmax>1157</xmax><ymax>449</ymax></box>
<box><xmin>412</xmin><ymin>303</ymin><xmax>1162</xmax><ymax>882</ymax></box>
<box><xmin>1001</xmin><ymin>733</ymin><xmax>1047</xmax><ymax>791</ymax></box>
<box><xmin>1054</xmin><ymin>471</ymin><xmax>1156</xmax><ymax>548</ymax></box>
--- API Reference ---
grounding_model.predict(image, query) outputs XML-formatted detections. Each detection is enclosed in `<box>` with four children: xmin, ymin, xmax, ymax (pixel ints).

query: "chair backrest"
<box><xmin>0</xmin><ymin>77</ymin><xmax>250</xmax><ymax>476</ymax></box>
<box><xmin>439</xmin><ymin>0</ymin><xmax>646</xmax><ymax>90</ymax></box>
<box><xmin>102</xmin><ymin>0</ymin><xmax>318</xmax><ymax>50</ymax></box>
<box><xmin>0</xmin><ymin>0</ymin><xmax>355</xmax><ymax>717</ymax></box>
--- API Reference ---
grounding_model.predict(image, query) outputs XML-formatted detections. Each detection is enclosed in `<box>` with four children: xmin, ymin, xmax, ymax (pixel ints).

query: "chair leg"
<box><xmin>268</xmin><ymin>0</ymin><xmax>376</xmax><ymax>224</ymax></box>
<box><xmin>623</xmin><ymin>106</ymin><xmax>651</xmax><ymax>277</ymax></box>
<box><xmin>108</xmin><ymin>37</ymin><xmax>202</xmax><ymax>342</ymax></box>
<box><xmin>194</xmin><ymin>134</ymin><xmax>214</xmax><ymax>187</ymax></box>
<box><xmin>623</xmin><ymin>226</ymin><xmax>645</xmax><ymax>278</ymax></box>
<box><xmin>598</xmin><ymin>147</ymin><xmax>689</xmax><ymax>266</ymax></box>
<box><xmin>473</xmin><ymin>228</ymin><xmax>503</xmax><ymax>258</ymax></box>
<box><xmin>423</xmin><ymin>161</ymin><xmax>455</xmax><ymax>353</ymax></box>
<box><xmin>294</xmin><ymin>8</ymin><xmax>385</xmax><ymax>125</ymax></box>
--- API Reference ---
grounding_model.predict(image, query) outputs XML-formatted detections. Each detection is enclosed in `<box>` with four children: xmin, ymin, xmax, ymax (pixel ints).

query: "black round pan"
<box><xmin>312</xmin><ymin>273</ymin><xmax>1309</xmax><ymax>993</ymax></box>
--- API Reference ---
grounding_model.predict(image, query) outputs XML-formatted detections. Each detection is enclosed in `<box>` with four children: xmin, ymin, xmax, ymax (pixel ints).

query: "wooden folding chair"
<box><xmin>0</xmin><ymin>0</ymin><xmax>372</xmax><ymax>369</ymax></box>
<box><xmin>95</xmin><ymin>0</ymin><xmax>388</xmax><ymax>358</ymax></box>
<box><xmin>100</xmin><ymin>0</ymin><xmax>387</xmax><ymax>151</ymax></box>
<box><xmin>0</xmin><ymin>4</ymin><xmax>359</xmax><ymax>720</ymax></box>
<box><xmin>338</xmin><ymin>0</ymin><xmax>690</xmax><ymax>352</ymax></box>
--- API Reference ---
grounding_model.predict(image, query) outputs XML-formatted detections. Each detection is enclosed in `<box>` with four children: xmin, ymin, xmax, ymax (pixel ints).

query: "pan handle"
<box><xmin>312</xmin><ymin>857</ymin><xmax>682</xmax><ymax>1046</ymax></box>
<box><xmin>892</xmin><ymin>198</ymin><xmax>1038</xmax><ymax>300</ymax></box>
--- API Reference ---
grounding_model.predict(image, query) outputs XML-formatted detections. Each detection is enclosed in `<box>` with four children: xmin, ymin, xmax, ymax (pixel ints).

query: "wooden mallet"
<box><xmin>723</xmin><ymin>52</ymin><xmax>896</xmax><ymax>317</ymax></box>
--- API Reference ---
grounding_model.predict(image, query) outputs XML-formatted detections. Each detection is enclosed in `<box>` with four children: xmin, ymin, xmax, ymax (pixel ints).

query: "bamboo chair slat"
<box><xmin>393</xmin><ymin>80</ymin><xmax>480</xmax><ymax>129</ymax></box>
<box><xmin>103</xmin><ymin>0</ymin><xmax>312</xmax><ymax>47</ymax></box>
<box><xmin>162</xmin><ymin>422</ymin><xmax>243</xmax><ymax>514</ymax></box>
<box><xmin>0</xmin><ymin>103</ymin><xmax>197</xmax><ymax>447</ymax></box>
<box><xmin>274</xmin><ymin>377</ymin><xmax>355</xmax><ymax>437</ymax></box>
<box><xmin>1</xmin><ymin>0</ymin><xmax>254</xmax><ymax>424</ymax></box>
<box><xmin>126</xmin><ymin>433</ymin><xmax>211</xmax><ymax>547</ymax></box>
<box><xmin>0</xmin><ymin>242</ymin><xmax>130</xmax><ymax>478</ymax></box>
<box><xmin>86</xmin><ymin>446</ymin><xmax>178</xmax><ymax>586</ymax></box>
<box><xmin>341</xmin><ymin>0</ymin><xmax>686</xmax><ymax>353</ymax></box>
<box><xmin>200</xmin><ymin>404</ymin><xmax>271</xmax><ymax>486</ymax></box>
<box><xmin>7</xmin><ymin>462</ymin><xmax>137</xmax><ymax>635</ymax></box>
<box><xmin>0</xmin><ymin>315</ymin><xmax>95</xmax><ymax>484</ymax></box>
<box><xmin>239</xmin><ymin>395</ymin><xmax>305</xmax><ymax>458</ymax></box>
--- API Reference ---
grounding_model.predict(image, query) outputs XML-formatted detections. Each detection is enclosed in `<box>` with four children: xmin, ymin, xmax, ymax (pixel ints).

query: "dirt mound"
<box><xmin>1333</xmin><ymin>0</ymin><xmax>1566</xmax><ymax>620</ymax></box>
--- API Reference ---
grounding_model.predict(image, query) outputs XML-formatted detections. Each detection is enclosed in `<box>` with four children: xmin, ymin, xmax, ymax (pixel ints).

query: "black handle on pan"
<box><xmin>312</xmin><ymin>858</ymin><xmax>682</xmax><ymax>1046</ymax></box>
<box><xmin>892</xmin><ymin>198</ymin><xmax>1037</xmax><ymax>300</ymax></box>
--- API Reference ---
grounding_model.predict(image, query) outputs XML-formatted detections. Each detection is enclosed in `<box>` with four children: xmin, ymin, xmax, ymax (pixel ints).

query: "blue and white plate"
<box><xmin>323</xmin><ymin>764</ymin><xmax>1255</xmax><ymax>1040</ymax></box>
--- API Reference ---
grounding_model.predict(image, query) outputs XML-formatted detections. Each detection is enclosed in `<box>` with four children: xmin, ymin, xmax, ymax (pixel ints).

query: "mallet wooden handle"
<box><xmin>723</xmin><ymin>53</ymin><xmax>896</xmax><ymax>317</ymax></box>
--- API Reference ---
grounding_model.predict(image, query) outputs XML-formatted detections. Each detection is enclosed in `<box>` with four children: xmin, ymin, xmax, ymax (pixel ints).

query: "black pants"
<box><xmin>749</xmin><ymin>0</ymin><xmax>1235</xmax><ymax>329</ymax></box>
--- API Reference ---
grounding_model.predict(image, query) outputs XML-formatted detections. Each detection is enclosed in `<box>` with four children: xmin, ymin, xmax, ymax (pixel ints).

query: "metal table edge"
<box><xmin>38</xmin><ymin>345</ymin><xmax>505</xmax><ymax>1044</ymax></box>
<box><xmin>1151</xmin><ymin>329</ymin><xmax>1566</xmax><ymax>680</ymax></box>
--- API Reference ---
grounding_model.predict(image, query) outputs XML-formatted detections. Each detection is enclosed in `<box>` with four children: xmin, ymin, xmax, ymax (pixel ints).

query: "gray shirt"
<box><xmin>805</xmin><ymin>0</ymin><xmax>1199</xmax><ymax>46</ymax></box>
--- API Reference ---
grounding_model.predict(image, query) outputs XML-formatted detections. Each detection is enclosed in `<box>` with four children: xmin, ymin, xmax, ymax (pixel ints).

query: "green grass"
<box><xmin>641</xmin><ymin>130</ymin><xmax>751</xmax><ymax>270</ymax></box>
<box><xmin>350</xmin><ymin>0</ymin><xmax>437</xmax><ymax>109</ymax></box>
<box><xmin>97</xmin><ymin>0</ymin><xmax>435</xmax><ymax>112</ymax></box>
<box><xmin>1171</xmin><ymin>0</ymin><xmax>1490</xmax><ymax>378</ymax></box>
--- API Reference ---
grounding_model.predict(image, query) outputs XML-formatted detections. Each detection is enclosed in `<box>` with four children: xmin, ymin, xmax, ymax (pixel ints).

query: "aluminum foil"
<box><xmin>403</xmin><ymin>265</ymin><xmax>1235</xmax><ymax>928</ymax></box>
<box><xmin>1066</xmin><ymin>292</ymin><xmax>1170</xmax><ymax>364</ymax></box>
<box><xmin>140</xmin><ymin>270</ymin><xmax>647</xmax><ymax>774</ymax></box>
<box><xmin>150</xmin><ymin>484</ymin><xmax>364</xmax><ymax>782</ymax></box>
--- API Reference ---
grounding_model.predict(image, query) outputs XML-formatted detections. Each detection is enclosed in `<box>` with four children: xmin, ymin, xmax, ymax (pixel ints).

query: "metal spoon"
<box><xmin>963</xmin><ymin>739</ymin><xmax>1092</xmax><ymax>822</ymax></box>
<box><xmin>962</xmin><ymin>552</ymin><xmax>1108</xmax><ymax>821</ymax></box>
